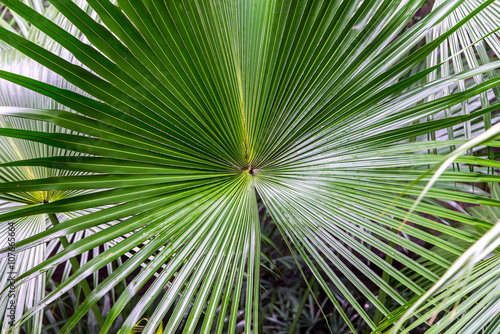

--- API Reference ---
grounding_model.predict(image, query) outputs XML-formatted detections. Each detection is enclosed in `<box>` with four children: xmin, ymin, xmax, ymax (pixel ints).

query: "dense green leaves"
<box><xmin>0</xmin><ymin>0</ymin><xmax>499</xmax><ymax>333</ymax></box>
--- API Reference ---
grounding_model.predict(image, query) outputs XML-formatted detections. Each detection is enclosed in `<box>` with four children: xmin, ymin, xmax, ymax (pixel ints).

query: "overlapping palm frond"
<box><xmin>0</xmin><ymin>1</ymin><xmax>121</xmax><ymax>332</ymax></box>
<box><xmin>0</xmin><ymin>0</ymin><xmax>498</xmax><ymax>333</ymax></box>
<box><xmin>425</xmin><ymin>0</ymin><xmax>500</xmax><ymax>158</ymax></box>
<box><xmin>380</xmin><ymin>184</ymin><xmax>500</xmax><ymax>334</ymax></box>
<box><xmin>375</xmin><ymin>125</ymin><xmax>500</xmax><ymax>333</ymax></box>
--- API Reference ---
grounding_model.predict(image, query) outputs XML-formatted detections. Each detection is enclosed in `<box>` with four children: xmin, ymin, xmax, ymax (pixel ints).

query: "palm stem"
<box><xmin>288</xmin><ymin>276</ymin><xmax>316</xmax><ymax>334</ymax></box>
<box><xmin>47</xmin><ymin>213</ymin><xmax>105</xmax><ymax>328</ymax></box>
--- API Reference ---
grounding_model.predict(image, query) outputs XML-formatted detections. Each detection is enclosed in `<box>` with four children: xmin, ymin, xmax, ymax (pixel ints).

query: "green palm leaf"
<box><xmin>0</xmin><ymin>0</ymin><xmax>499</xmax><ymax>333</ymax></box>
<box><xmin>0</xmin><ymin>1</ymin><xmax>123</xmax><ymax>332</ymax></box>
<box><xmin>382</xmin><ymin>185</ymin><xmax>500</xmax><ymax>333</ymax></box>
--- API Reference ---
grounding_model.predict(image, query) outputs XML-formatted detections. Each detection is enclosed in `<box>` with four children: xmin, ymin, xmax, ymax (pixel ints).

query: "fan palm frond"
<box><xmin>0</xmin><ymin>1</ymin><xmax>498</xmax><ymax>333</ymax></box>
<box><xmin>0</xmin><ymin>2</ymin><xmax>121</xmax><ymax>332</ymax></box>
